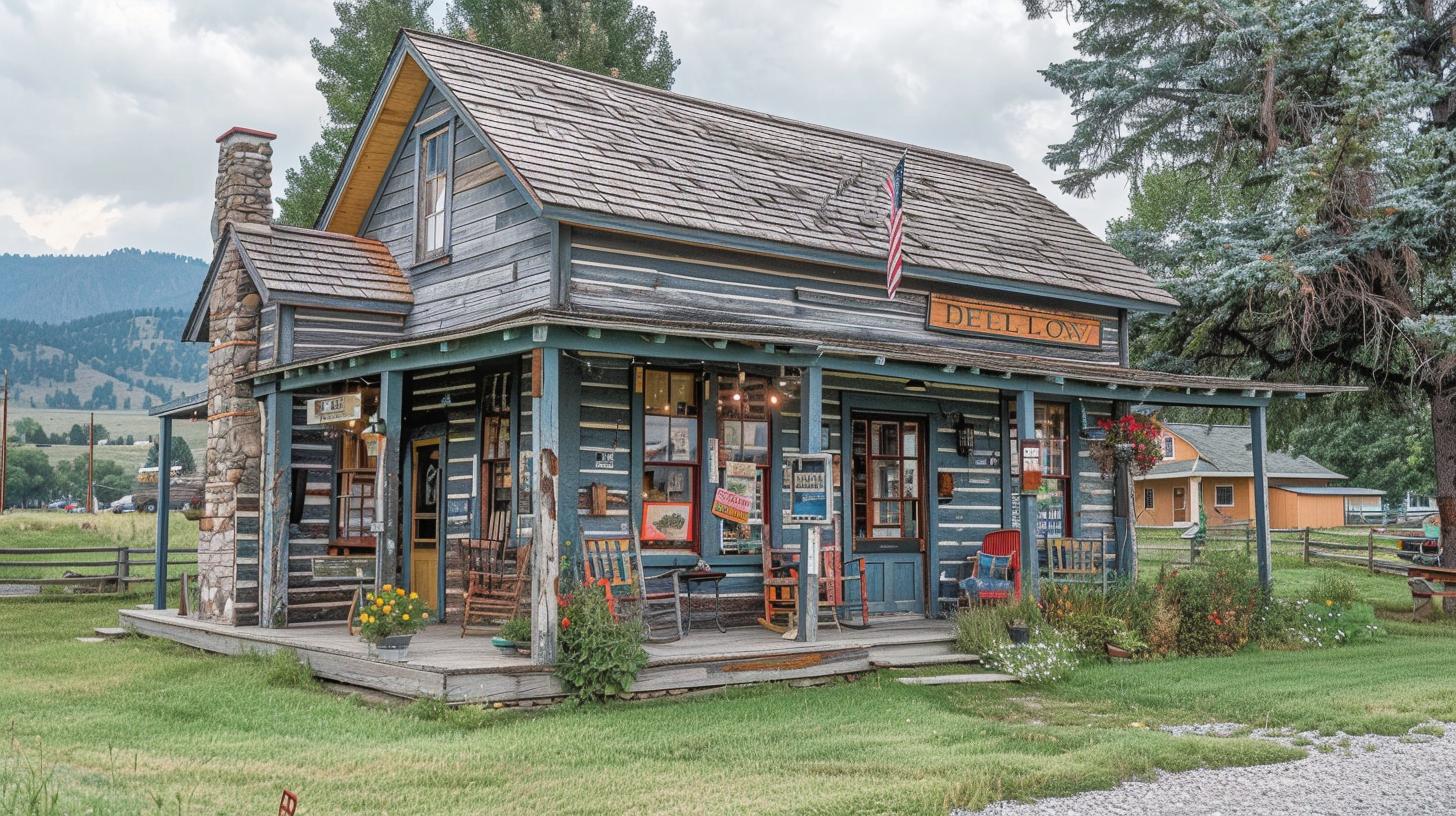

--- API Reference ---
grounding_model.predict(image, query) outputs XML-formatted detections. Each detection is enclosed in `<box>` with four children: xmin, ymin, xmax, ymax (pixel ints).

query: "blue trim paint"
<box><xmin>153</xmin><ymin>416</ymin><xmax>172</xmax><ymax>611</ymax></box>
<box><xmin>1016</xmin><ymin>389</ymin><xmax>1039</xmax><ymax>600</ymax></box>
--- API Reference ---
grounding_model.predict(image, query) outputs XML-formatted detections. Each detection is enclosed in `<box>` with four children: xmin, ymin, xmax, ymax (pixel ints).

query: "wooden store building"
<box><xmin>129</xmin><ymin>30</ymin><xmax>1345</xmax><ymax>693</ymax></box>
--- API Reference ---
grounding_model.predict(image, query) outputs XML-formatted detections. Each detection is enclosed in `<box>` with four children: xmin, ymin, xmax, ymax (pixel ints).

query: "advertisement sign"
<box><xmin>306</xmin><ymin>393</ymin><xmax>362</xmax><ymax>425</ymax></box>
<box><xmin>711</xmin><ymin>461</ymin><xmax>757</xmax><ymax>524</ymax></box>
<box><xmin>787</xmin><ymin>453</ymin><xmax>833</xmax><ymax>525</ymax></box>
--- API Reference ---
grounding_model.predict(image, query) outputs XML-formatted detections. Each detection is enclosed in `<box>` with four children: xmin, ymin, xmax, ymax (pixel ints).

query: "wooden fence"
<box><xmin>0</xmin><ymin>545</ymin><xmax>199</xmax><ymax>593</ymax></box>
<box><xmin>1300</xmin><ymin>529</ymin><xmax>1414</xmax><ymax>576</ymax></box>
<box><xmin>1137</xmin><ymin>523</ymin><xmax>1256</xmax><ymax>565</ymax></box>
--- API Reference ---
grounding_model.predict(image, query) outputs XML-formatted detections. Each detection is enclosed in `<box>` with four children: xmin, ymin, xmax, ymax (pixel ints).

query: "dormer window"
<box><xmin>416</xmin><ymin>125</ymin><xmax>452</xmax><ymax>262</ymax></box>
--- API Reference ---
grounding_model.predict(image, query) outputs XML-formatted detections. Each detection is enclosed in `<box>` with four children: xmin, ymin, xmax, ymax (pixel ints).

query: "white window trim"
<box><xmin>1214</xmin><ymin>484</ymin><xmax>1235</xmax><ymax>508</ymax></box>
<box><xmin>414</xmin><ymin>122</ymin><xmax>454</xmax><ymax>264</ymax></box>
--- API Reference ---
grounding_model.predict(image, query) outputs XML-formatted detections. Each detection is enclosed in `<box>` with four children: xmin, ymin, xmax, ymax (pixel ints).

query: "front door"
<box><xmin>409</xmin><ymin>437</ymin><xmax>443</xmax><ymax>609</ymax></box>
<box><xmin>1173</xmin><ymin>486</ymin><xmax>1187</xmax><ymax>524</ymax></box>
<box><xmin>851</xmin><ymin>415</ymin><xmax>926</xmax><ymax>614</ymax></box>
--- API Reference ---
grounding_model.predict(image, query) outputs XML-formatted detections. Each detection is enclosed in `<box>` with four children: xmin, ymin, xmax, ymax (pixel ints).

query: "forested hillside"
<box><xmin>0</xmin><ymin>310</ymin><xmax>204</xmax><ymax>409</ymax></box>
<box><xmin>0</xmin><ymin>249</ymin><xmax>205</xmax><ymax>322</ymax></box>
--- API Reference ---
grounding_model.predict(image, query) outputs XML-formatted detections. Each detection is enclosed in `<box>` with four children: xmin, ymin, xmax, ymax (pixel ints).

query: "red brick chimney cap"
<box><xmin>215</xmin><ymin>126</ymin><xmax>278</xmax><ymax>144</ymax></box>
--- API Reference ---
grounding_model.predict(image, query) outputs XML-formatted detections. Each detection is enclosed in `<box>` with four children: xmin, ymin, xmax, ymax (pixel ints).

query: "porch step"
<box><xmin>871</xmin><ymin>653</ymin><xmax>979</xmax><ymax>669</ymax></box>
<box><xmin>896</xmin><ymin>672</ymin><xmax>1017</xmax><ymax>686</ymax></box>
<box><xmin>93</xmin><ymin>627</ymin><xmax>127</xmax><ymax>639</ymax></box>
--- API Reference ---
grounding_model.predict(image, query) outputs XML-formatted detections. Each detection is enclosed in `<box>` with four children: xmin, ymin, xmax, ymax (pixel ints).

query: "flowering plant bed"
<box><xmin>1088</xmin><ymin>414</ymin><xmax>1163</xmax><ymax>478</ymax></box>
<box><xmin>356</xmin><ymin>584</ymin><xmax>430</xmax><ymax>643</ymax></box>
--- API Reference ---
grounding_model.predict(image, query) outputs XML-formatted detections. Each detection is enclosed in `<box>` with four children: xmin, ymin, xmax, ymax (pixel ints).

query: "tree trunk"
<box><xmin>1431</xmin><ymin>391</ymin><xmax>1456</xmax><ymax>611</ymax></box>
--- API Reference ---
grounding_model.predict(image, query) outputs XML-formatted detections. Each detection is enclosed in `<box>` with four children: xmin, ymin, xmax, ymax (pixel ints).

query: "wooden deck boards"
<box><xmin>119</xmin><ymin>608</ymin><xmax>959</xmax><ymax>704</ymax></box>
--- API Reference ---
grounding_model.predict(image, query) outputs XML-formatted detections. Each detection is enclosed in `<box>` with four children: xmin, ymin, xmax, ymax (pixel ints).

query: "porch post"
<box><xmin>1250</xmin><ymin>403</ymin><xmax>1273</xmax><ymax>591</ymax></box>
<box><xmin>530</xmin><ymin>346</ymin><xmax>562</xmax><ymax>665</ymax></box>
<box><xmin>796</xmin><ymin>364</ymin><xmax>823</xmax><ymax>643</ymax></box>
<box><xmin>258</xmin><ymin>391</ymin><xmax>293</xmax><ymax>628</ymax></box>
<box><xmin>153</xmin><ymin>416</ymin><xmax>172</xmax><ymax>611</ymax></box>
<box><xmin>376</xmin><ymin>370</ymin><xmax>405</xmax><ymax>589</ymax></box>
<box><xmin>1016</xmin><ymin>389</ymin><xmax>1039</xmax><ymax>600</ymax></box>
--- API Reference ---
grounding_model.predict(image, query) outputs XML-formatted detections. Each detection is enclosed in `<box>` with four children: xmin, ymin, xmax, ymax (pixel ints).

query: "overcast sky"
<box><xmin>0</xmin><ymin>0</ymin><xmax>1125</xmax><ymax>260</ymax></box>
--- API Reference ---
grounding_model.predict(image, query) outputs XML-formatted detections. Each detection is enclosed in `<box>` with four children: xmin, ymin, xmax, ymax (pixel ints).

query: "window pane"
<box><xmin>902</xmin><ymin>423</ymin><xmax>918</xmax><ymax>458</ymax></box>
<box><xmin>902</xmin><ymin>499</ymin><xmax>918</xmax><ymax>537</ymax></box>
<box><xmin>644</xmin><ymin>466</ymin><xmax>694</xmax><ymax>503</ymax></box>
<box><xmin>668</xmin><ymin>418</ymin><xmax>697</xmax><ymax>461</ymax></box>
<box><xmin>644</xmin><ymin>414</ymin><xmax>670</xmax><ymax>461</ymax></box>
<box><xmin>872</xmin><ymin>460</ymin><xmax>901</xmax><ymax>499</ymax></box>
<box><xmin>872</xmin><ymin>422</ymin><xmax>899</xmax><ymax>456</ymax></box>
<box><xmin>645</xmin><ymin>370</ymin><xmax>669</xmax><ymax>414</ymax></box>
<box><xmin>670</xmin><ymin>372</ymin><xmax>696</xmax><ymax>417</ymax></box>
<box><xmin>903</xmin><ymin>458</ymin><xmax>918</xmax><ymax>496</ymax></box>
<box><xmin>873</xmin><ymin>499</ymin><xmax>901</xmax><ymax>528</ymax></box>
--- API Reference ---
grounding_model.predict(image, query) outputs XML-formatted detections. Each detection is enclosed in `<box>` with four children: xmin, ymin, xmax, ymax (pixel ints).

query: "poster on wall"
<box><xmin>786</xmin><ymin>453</ymin><xmax>833</xmax><ymax>525</ymax></box>
<box><xmin>642</xmin><ymin>501</ymin><xmax>693</xmax><ymax>542</ymax></box>
<box><xmin>711</xmin><ymin>461</ymin><xmax>756</xmax><ymax>524</ymax></box>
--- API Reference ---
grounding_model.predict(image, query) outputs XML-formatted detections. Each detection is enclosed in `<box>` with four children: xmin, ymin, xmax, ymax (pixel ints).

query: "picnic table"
<box><xmin>1407</xmin><ymin>564</ymin><xmax>1456</xmax><ymax>620</ymax></box>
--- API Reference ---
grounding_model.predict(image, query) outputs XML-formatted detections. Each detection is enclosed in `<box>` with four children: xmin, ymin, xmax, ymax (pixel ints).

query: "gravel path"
<box><xmin>956</xmin><ymin>723</ymin><xmax>1454</xmax><ymax>816</ymax></box>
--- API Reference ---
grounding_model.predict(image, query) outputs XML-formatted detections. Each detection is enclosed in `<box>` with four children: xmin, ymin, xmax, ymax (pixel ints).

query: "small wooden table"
<box><xmin>679</xmin><ymin>570</ymin><xmax>727</xmax><ymax>634</ymax></box>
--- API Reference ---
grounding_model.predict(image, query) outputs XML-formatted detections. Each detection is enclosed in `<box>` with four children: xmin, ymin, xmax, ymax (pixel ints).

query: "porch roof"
<box><xmin>147</xmin><ymin>392</ymin><xmax>206</xmax><ymax>420</ymax></box>
<box><xmin>247</xmin><ymin>309</ymin><xmax>1360</xmax><ymax>402</ymax></box>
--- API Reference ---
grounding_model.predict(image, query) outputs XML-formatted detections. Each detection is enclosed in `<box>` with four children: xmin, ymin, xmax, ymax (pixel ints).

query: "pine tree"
<box><xmin>444</xmin><ymin>0</ymin><xmax>679</xmax><ymax>89</ymax></box>
<box><xmin>1026</xmin><ymin>0</ymin><xmax>1456</xmax><ymax>569</ymax></box>
<box><xmin>277</xmin><ymin>1</ymin><xmax>437</xmax><ymax>227</ymax></box>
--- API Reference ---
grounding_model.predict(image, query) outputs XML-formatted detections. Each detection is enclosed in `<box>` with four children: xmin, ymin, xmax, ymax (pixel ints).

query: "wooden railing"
<box><xmin>0</xmin><ymin>546</ymin><xmax>199</xmax><ymax>593</ymax></box>
<box><xmin>1300</xmin><ymin>528</ymin><xmax>1418</xmax><ymax>576</ymax></box>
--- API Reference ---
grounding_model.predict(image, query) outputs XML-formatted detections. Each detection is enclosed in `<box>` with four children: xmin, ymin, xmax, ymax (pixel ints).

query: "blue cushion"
<box><xmin>959</xmin><ymin>576</ymin><xmax>1014</xmax><ymax>597</ymax></box>
<box><xmin>977</xmin><ymin>552</ymin><xmax>1012</xmax><ymax>581</ymax></box>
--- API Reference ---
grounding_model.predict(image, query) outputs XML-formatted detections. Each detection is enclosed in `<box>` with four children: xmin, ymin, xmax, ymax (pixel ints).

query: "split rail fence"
<box><xmin>1299</xmin><ymin>528</ymin><xmax>1416</xmax><ymax>576</ymax></box>
<box><xmin>0</xmin><ymin>545</ymin><xmax>199</xmax><ymax>594</ymax></box>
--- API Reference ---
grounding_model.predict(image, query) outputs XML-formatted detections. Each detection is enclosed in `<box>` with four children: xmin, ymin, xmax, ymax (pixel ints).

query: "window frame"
<box><xmin>1161</xmin><ymin>434</ymin><xmax>1175</xmax><ymax>459</ymax></box>
<box><xmin>1214</xmin><ymin>483</ymin><xmax>1235</xmax><ymax>508</ymax></box>
<box><xmin>852</xmin><ymin>415</ymin><xmax>927</xmax><ymax>547</ymax></box>
<box><xmin>640</xmin><ymin>367</ymin><xmax>701</xmax><ymax>549</ymax></box>
<box><xmin>1143</xmin><ymin>487</ymin><xmax>1155</xmax><ymax>510</ymax></box>
<box><xmin>414</xmin><ymin>123</ymin><xmax>454</xmax><ymax>264</ymax></box>
<box><xmin>1007</xmin><ymin>400</ymin><xmax>1072</xmax><ymax>537</ymax></box>
<box><xmin>716</xmin><ymin>373</ymin><xmax>772</xmax><ymax>555</ymax></box>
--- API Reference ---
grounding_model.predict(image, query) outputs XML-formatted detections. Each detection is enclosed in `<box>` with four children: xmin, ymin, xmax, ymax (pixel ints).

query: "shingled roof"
<box><xmin>400</xmin><ymin>30</ymin><xmax>1178</xmax><ymax>310</ymax></box>
<box><xmin>228</xmin><ymin>223</ymin><xmax>413</xmax><ymax>308</ymax></box>
<box><xmin>1144</xmin><ymin>423</ymin><xmax>1345</xmax><ymax>480</ymax></box>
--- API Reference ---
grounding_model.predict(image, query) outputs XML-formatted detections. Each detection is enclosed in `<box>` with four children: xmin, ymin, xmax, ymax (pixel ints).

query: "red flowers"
<box><xmin>561</xmin><ymin>617</ymin><xmax>572</xmax><ymax>629</ymax></box>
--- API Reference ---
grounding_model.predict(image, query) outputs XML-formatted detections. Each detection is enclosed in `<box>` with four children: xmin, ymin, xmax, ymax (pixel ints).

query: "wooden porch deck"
<box><xmin>118</xmin><ymin>608</ymin><xmax>963</xmax><ymax>704</ymax></box>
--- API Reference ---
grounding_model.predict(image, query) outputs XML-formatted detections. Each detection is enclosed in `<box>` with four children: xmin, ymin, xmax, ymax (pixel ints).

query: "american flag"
<box><xmin>883</xmin><ymin>152</ymin><xmax>906</xmax><ymax>300</ymax></box>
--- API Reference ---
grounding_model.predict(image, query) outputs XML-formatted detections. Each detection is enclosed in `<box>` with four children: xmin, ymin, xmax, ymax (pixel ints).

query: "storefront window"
<box><xmin>852</xmin><ymin>417</ymin><xmax>925</xmax><ymax>543</ymax></box>
<box><xmin>1010</xmin><ymin>402</ymin><xmax>1071</xmax><ymax>537</ymax></box>
<box><xmin>718</xmin><ymin>375</ymin><xmax>770</xmax><ymax>554</ymax></box>
<box><xmin>642</xmin><ymin>368</ymin><xmax>699</xmax><ymax>547</ymax></box>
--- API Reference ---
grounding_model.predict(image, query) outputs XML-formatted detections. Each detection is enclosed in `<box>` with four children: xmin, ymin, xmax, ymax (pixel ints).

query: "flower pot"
<box><xmin>1106</xmin><ymin>643</ymin><xmax>1132</xmax><ymax>659</ymax></box>
<box><xmin>371</xmin><ymin>634</ymin><xmax>413</xmax><ymax>662</ymax></box>
<box><xmin>491</xmin><ymin>635</ymin><xmax>518</xmax><ymax>656</ymax></box>
<box><xmin>1007</xmin><ymin>623</ymin><xmax>1030</xmax><ymax>645</ymax></box>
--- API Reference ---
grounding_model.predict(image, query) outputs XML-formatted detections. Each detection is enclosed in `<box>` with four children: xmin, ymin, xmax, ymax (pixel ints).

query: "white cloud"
<box><xmin>0</xmin><ymin>0</ymin><xmax>1126</xmax><ymax>257</ymax></box>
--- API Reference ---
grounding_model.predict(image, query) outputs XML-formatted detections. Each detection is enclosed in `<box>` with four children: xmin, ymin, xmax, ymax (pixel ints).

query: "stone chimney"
<box><xmin>198</xmin><ymin>126</ymin><xmax>275</xmax><ymax>624</ymax></box>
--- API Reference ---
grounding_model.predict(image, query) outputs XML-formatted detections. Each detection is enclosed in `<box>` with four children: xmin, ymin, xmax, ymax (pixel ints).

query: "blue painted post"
<box><xmin>797</xmin><ymin>364</ymin><xmax>823</xmax><ymax>643</ymax></box>
<box><xmin>1016</xmin><ymin>389</ymin><xmax>1039</xmax><ymax>601</ymax></box>
<box><xmin>1251</xmin><ymin>403</ymin><xmax>1273</xmax><ymax>591</ymax></box>
<box><xmin>530</xmin><ymin>346</ymin><xmax>562</xmax><ymax>664</ymax></box>
<box><xmin>259</xmin><ymin>392</ymin><xmax>293</xmax><ymax>628</ymax></box>
<box><xmin>153</xmin><ymin>416</ymin><xmax>172</xmax><ymax>611</ymax></box>
<box><xmin>377</xmin><ymin>370</ymin><xmax>405</xmax><ymax>590</ymax></box>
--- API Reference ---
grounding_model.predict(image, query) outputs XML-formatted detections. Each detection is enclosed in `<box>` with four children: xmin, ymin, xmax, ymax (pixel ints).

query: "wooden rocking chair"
<box><xmin>758</xmin><ymin>523</ymin><xmax>869</xmax><ymax>632</ymax></box>
<box><xmin>1044</xmin><ymin>531</ymin><xmax>1115</xmax><ymax>591</ymax></box>
<box><xmin>582</xmin><ymin>534</ymin><xmax>683</xmax><ymax>643</ymax></box>
<box><xmin>459</xmin><ymin>539</ymin><xmax>531</xmax><ymax>636</ymax></box>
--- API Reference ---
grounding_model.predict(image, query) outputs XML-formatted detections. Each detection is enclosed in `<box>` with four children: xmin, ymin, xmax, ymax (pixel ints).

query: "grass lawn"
<box><xmin>2</xmin><ymin>520</ymin><xmax>1454</xmax><ymax>815</ymax></box>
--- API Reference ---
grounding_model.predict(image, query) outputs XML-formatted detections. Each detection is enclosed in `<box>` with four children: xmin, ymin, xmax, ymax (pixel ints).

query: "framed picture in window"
<box><xmin>642</xmin><ymin>501</ymin><xmax>693</xmax><ymax>542</ymax></box>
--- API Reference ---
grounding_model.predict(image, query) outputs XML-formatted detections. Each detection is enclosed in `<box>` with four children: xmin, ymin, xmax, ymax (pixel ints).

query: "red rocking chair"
<box><xmin>965</xmin><ymin>528</ymin><xmax>1021</xmax><ymax>605</ymax></box>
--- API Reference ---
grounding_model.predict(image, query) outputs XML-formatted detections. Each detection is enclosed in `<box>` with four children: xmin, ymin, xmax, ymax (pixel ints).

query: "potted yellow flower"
<box><xmin>356</xmin><ymin>584</ymin><xmax>430</xmax><ymax>662</ymax></box>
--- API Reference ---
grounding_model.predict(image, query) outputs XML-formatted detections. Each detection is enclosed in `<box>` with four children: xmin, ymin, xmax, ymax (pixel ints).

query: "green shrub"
<box><xmin>1156</xmin><ymin>554</ymin><xmax>1263</xmax><ymax>656</ymax></box>
<box><xmin>1062</xmin><ymin>612</ymin><xmax>1124</xmax><ymax>655</ymax></box>
<box><xmin>1301</xmin><ymin>600</ymin><xmax>1384</xmax><ymax>646</ymax></box>
<box><xmin>982</xmin><ymin>632</ymin><xmax>1080</xmax><ymax>684</ymax></box>
<box><xmin>953</xmin><ymin>598</ymin><xmax>1043</xmax><ymax>656</ymax></box>
<box><xmin>499</xmin><ymin>617</ymin><xmax>531</xmax><ymax>643</ymax></box>
<box><xmin>1306</xmin><ymin>573</ymin><xmax>1361</xmax><ymax>607</ymax></box>
<box><xmin>555</xmin><ymin>581</ymin><xmax>648</xmax><ymax>702</ymax></box>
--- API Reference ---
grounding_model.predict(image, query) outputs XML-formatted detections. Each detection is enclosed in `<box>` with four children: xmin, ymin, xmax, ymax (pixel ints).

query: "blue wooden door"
<box><xmin>851</xmin><ymin>415</ymin><xmax>927</xmax><ymax>614</ymax></box>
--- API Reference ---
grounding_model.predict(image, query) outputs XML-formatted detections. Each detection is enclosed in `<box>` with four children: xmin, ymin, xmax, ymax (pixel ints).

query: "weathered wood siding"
<box><xmin>566</xmin><ymin>229</ymin><xmax>1124</xmax><ymax>364</ymax></box>
<box><xmin>290</xmin><ymin>306</ymin><xmax>406</xmax><ymax>362</ymax></box>
<box><xmin>359</xmin><ymin>85</ymin><xmax>552</xmax><ymax>339</ymax></box>
<box><xmin>257</xmin><ymin>305</ymin><xmax>277</xmax><ymax>367</ymax></box>
<box><xmin>285</xmin><ymin>391</ymin><xmax>354</xmax><ymax>624</ymax></box>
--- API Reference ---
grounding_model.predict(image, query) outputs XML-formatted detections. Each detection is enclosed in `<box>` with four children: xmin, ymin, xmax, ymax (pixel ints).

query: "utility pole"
<box><xmin>87</xmin><ymin>410</ymin><xmax>95</xmax><ymax>514</ymax></box>
<box><xmin>1</xmin><ymin>369</ymin><xmax>8</xmax><ymax>514</ymax></box>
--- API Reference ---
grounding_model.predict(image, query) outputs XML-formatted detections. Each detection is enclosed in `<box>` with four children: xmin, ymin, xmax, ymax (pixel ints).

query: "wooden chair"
<box><xmin>962</xmin><ymin>528</ymin><xmax>1021</xmax><ymax>606</ymax></box>
<box><xmin>582</xmin><ymin>535</ymin><xmax>683</xmax><ymax>643</ymax></box>
<box><xmin>459</xmin><ymin>539</ymin><xmax>531</xmax><ymax>636</ymax></box>
<box><xmin>1043</xmin><ymin>531</ymin><xmax>1115</xmax><ymax>591</ymax></box>
<box><xmin>759</xmin><ymin>524</ymin><xmax>869</xmax><ymax>632</ymax></box>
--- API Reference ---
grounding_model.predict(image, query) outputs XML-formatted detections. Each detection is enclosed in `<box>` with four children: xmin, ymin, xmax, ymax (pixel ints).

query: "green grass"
<box><xmin>2</xmin><ymin>524</ymin><xmax>1453</xmax><ymax>814</ymax></box>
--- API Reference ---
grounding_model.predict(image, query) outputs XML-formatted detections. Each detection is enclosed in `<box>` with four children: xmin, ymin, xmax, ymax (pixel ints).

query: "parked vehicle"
<box><xmin>133</xmin><ymin>466</ymin><xmax>203</xmax><ymax>513</ymax></box>
<box><xmin>110</xmin><ymin>495</ymin><xmax>137</xmax><ymax>514</ymax></box>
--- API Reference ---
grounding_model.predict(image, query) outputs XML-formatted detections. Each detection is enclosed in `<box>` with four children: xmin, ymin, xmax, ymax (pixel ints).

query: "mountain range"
<box><xmin>0</xmin><ymin>250</ymin><xmax>208</xmax><ymax>408</ymax></box>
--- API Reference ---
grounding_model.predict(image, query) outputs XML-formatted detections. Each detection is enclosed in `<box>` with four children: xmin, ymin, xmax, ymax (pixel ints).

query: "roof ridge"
<box><xmin>401</xmin><ymin>28</ymin><xmax>1016</xmax><ymax>174</ymax></box>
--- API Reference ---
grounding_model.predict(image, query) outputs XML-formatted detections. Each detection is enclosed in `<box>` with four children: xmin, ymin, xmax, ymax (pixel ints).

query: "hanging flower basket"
<box><xmin>1088</xmin><ymin>415</ymin><xmax>1163</xmax><ymax>478</ymax></box>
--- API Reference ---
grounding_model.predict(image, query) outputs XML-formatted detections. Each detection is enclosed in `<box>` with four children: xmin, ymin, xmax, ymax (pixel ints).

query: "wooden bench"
<box><xmin>1408</xmin><ymin>564</ymin><xmax>1456</xmax><ymax>620</ymax></box>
